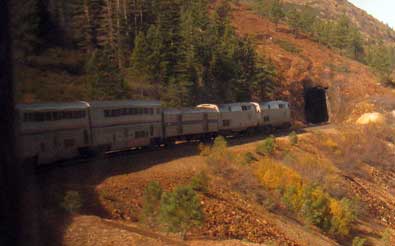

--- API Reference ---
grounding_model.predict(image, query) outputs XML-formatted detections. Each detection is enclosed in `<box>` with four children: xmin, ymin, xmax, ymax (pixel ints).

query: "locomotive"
<box><xmin>16</xmin><ymin>100</ymin><xmax>291</xmax><ymax>165</ymax></box>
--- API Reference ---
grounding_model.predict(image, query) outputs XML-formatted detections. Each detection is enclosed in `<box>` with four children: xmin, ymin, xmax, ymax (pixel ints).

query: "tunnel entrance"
<box><xmin>304</xmin><ymin>87</ymin><xmax>329</xmax><ymax>124</ymax></box>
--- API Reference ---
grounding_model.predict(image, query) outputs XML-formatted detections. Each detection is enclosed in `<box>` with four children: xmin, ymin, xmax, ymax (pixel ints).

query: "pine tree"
<box><xmin>286</xmin><ymin>8</ymin><xmax>303</xmax><ymax>34</ymax></box>
<box><xmin>268</xmin><ymin>0</ymin><xmax>285</xmax><ymax>26</ymax></box>
<box><xmin>11</xmin><ymin>0</ymin><xmax>41</xmax><ymax>56</ymax></box>
<box><xmin>85</xmin><ymin>47</ymin><xmax>125</xmax><ymax>100</ymax></box>
<box><xmin>299</xmin><ymin>5</ymin><xmax>316</xmax><ymax>34</ymax></box>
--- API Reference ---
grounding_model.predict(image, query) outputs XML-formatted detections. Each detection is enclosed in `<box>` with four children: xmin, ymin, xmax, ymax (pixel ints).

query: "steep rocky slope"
<box><xmin>229</xmin><ymin>1</ymin><xmax>395</xmax><ymax>123</ymax></box>
<box><xmin>282</xmin><ymin>0</ymin><xmax>395</xmax><ymax>44</ymax></box>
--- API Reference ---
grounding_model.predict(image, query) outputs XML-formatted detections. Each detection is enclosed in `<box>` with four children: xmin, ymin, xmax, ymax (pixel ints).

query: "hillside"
<box><xmin>282</xmin><ymin>0</ymin><xmax>395</xmax><ymax>44</ymax></box>
<box><xmin>226</xmin><ymin>1</ymin><xmax>394</xmax><ymax>123</ymax></box>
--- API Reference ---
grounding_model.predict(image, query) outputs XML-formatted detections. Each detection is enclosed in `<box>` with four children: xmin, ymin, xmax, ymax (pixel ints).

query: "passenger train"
<box><xmin>16</xmin><ymin>100</ymin><xmax>291</xmax><ymax>165</ymax></box>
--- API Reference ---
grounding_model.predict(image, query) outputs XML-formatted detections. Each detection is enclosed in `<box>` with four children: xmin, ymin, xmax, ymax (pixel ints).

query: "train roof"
<box><xmin>220</xmin><ymin>102</ymin><xmax>256</xmax><ymax>107</ymax></box>
<box><xmin>260</xmin><ymin>100</ymin><xmax>288</xmax><ymax>105</ymax></box>
<box><xmin>164</xmin><ymin>107</ymin><xmax>217</xmax><ymax>114</ymax></box>
<box><xmin>89</xmin><ymin>100</ymin><xmax>161</xmax><ymax>108</ymax></box>
<box><xmin>16</xmin><ymin>101</ymin><xmax>90</xmax><ymax>111</ymax></box>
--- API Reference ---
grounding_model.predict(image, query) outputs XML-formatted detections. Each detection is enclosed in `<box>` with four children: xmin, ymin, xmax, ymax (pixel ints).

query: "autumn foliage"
<box><xmin>256</xmin><ymin>158</ymin><xmax>357</xmax><ymax>237</ymax></box>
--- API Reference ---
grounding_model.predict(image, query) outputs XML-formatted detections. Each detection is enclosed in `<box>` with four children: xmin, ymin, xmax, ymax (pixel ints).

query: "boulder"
<box><xmin>356</xmin><ymin>112</ymin><xmax>385</xmax><ymax>125</ymax></box>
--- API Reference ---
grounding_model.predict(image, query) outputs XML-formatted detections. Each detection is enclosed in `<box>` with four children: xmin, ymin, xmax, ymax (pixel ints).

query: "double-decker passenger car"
<box><xmin>163</xmin><ymin>108</ymin><xmax>218</xmax><ymax>142</ymax></box>
<box><xmin>89</xmin><ymin>100</ymin><xmax>162</xmax><ymax>151</ymax></box>
<box><xmin>197</xmin><ymin>102</ymin><xmax>260</xmax><ymax>134</ymax></box>
<box><xmin>16</xmin><ymin>102</ymin><xmax>91</xmax><ymax>164</ymax></box>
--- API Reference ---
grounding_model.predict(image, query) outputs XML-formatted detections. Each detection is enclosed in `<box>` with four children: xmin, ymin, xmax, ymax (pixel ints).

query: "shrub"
<box><xmin>190</xmin><ymin>171</ymin><xmax>210</xmax><ymax>193</ymax></box>
<box><xmin>61</xmin><ymin>190</ymin><xmax>82</xmax><ymax>213</ymax></box>
<box><xmin>330</xmin><ymin>198</ymin><xmax>357</xmax><ymax>237</ymax></box>
<box><xmin>301</xmin><ymin>185</ymin><xmax>332</xmax><ymax>231</ymax></box>
<box><xmin>256</xmin><ymin>159</ymin><xmax>357</xmax><ymax>236</ymax></box>
<box><xmin>288</xmin><ymin>131</ymin><xmax>298</xmax><ymax>145</ymax></box>
<box><xmin>352</xmin><ymin>237</ymin><xmax>367</xmax><ymax>246</ymax></box>
<box><xmin>256</xmin><ymin>136</ymin><xmax>277</xmax><ymax>156</ymax></box>
<box><xmin>160</xmin><ymin>186</ymin><xmax>204</xmax><ymax>238</ymax></box>
<box><xmin>243</xmin><ymin>152</ymin><xmax>257</xmax><ymax>165</ymax></box>
<box><xmin>381</xmin><ymin>228</ymin><xmax>392</xmax><ymax>246</ymax></box>
<box><xmin>205</xmin><ymin>136</ymin><xmax>235</xmax><ymax>172</ymax></box>
<box><xmin>256</xmin><ymin>158</ymin><xmax>303</xmax><ymax>191</ymax></box>
<box><xmin>198</xmin><ymin>143</ymin><xmax>210</xmax><ymax>157</ymax></box>
<box><xmin>322</xmin><ymin>138</ymin><xmax>339</xmax><ymax>152</ymax></box>
<box><xmin>142</xmin><ymin>181</ymin><xmax>163</xmax><ymax>225</ymax></box>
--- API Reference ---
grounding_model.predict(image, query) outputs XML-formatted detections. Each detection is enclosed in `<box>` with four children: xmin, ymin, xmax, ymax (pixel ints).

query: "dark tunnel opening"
<box><xmin>304</xmin><ymin>87</ymin><xmax>329</xmax><ymax>124</ymax></box>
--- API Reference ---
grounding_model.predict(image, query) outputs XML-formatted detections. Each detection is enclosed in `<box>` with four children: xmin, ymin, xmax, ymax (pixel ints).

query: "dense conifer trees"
<box><xmin>11</xmin><ymin>0</ymin><xmax>276</xmax><ymax>105</ymax></box>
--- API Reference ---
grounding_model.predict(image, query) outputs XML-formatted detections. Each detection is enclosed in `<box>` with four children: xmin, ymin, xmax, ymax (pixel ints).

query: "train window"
<box><xmin>34</xmin><ymin>112</ymin><xmax>45</xmax><ymax>122</ymax></box>
<box><xmin>223</xmin><ymin>120</ymin><xmax>230</xmax><ymax>127</ymax></box>
<box><xmin>264</xmin><ymin>116</ymin><xmax>270</xmax><ymax>122</ymax></box>
<box><xmin>52</xmin><ymin>112</ymin><xmax>61</xmax><ymax>120</ymax></box>
<box><xmin>72</xmin><ymin>111</ymin><xmax>80</xmax><ymax>119</ymax></box>
<box><xmin>24</xmin><ymin>113</ymin><xmax>34</xmax><ymax>122</ymax></box>
<box><xmin>127</xmin><ymin>108</ymin><xmax>134</xmax><ymax>115</ymax></box>
<box><xmin>40</xmin><ymin>143</ymin><xmax>46</xmax><ymax>152</ymax></box>
<box><xmin>44</xmin><ymin>112</ymin><xmax>52</xmax><ymax>121</ymax></box>
<box><xmin>150</xmin><ymin>125</ymin><xmax>154</xmax><ymax>136</ymax></box>
<box><xmin>268</xmin><ymin>104</ymin><xmax>271</xmax><ymax>109</ymax></box>
<box><xmin>279</xmin><ymin>104</ymin><xmax>284</xmax><ymax>109</ymax></box>
<box><xmin>138</xmin><ymin>108</ymin><xmax>144</xmax><ymax>115</ymax></box>
<box><xmin>64</xmin><ymin>139</ymin><xmax>75</xmax><ymax>148</ymax></box>
<box><xmin>104</xmin><ymin>110</ymin><xmax>110</xmax><ymax>117</ymax></box>
<box><xmin>84</xmin><ymin>130</ymin><xmax>89</xmax><ymax>145</ymax></box>
<box><xmin>156</xmin><ymin>108</ymin><xmax>161</xmax><ymax>114</ymax></box>
<box><xmin>63</xmin><ymin>111</ymin><xmax>72</xmax><ymax>119</ymax></box>
<box><xmin>149</xmin><ymin>108</ymin><xmax>154</xmax><ymax>115</ymax></box>
<box><xmin>144</xmin><ymin>108</ymin><xmax>148</xmax><ymax>114</ymax></box>
<box><xmin>135</xmin><ymin>131</ymin><xmax>147</xmax><ymax>139</ymax></box>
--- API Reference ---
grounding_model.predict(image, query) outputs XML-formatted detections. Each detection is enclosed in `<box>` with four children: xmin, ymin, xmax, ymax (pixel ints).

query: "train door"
<box><xmin>37</xmin><ymin>132</ymin><xmax>57</xmax><ymax>164</ymax></box>
<box><xmin>56</xmin><ymin>129</ymin><xmax>81</xmax><ymax>161</ymax></box>
<box><xmin>203</xmin><ymin>113</ymin><xmax>209</xmax><ymax>132</ymax></box>
<box><xmin>177</xmin><ymin>114</ymin><xmax>183</xmax><ymax>135</ymax></box>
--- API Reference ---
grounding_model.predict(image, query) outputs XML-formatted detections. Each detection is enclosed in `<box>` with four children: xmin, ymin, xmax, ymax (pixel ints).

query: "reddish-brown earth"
<box><xmin>228</xmin><ymin>2</ymin><xmax>395</xmax><ymax>124</ymax></box>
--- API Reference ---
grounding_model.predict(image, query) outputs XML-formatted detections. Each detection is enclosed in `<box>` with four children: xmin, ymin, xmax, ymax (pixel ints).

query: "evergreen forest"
<box><xmin>11</xmin><ymin>0</ymin><xmax>277</xmax><ymax>106</ymax></box>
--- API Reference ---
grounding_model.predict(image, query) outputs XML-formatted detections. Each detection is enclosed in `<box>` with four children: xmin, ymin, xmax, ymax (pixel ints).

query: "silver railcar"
<box><xmin>197</xmin><ymin>102</ymin><xmax>260</xmax><ymax>134</ymax></box>
<box><xmin>89</xmin><ymin>100</ymin><xmax>163</xmax><ymax>151</ymax></box>
<box><xmin>16</xmin><ymin>102</ymin><xmax>91</xmax><ymax>165</ymax></box>
<box><xmin>163</xmin><ymin>108</ymin><xmax>219</xmax><ymax>142</ymax></box>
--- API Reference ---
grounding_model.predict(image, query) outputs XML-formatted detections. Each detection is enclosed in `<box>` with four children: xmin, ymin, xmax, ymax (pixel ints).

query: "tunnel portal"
<box><xmin>304</xmin><ymin>87</ymin><xmax>329</xmax><ymax>124</ymax></box>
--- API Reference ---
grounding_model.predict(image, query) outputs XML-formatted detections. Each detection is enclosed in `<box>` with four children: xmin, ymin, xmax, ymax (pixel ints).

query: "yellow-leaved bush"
<box><xmin>256</xmin><ymin>158</ymin><xmax>357</xmax><ymax>237</ymax></box>
<box><xmin>256</xmin><ymin>158</ymin><xmax>303</xmax><ymax>190</ymax></box>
